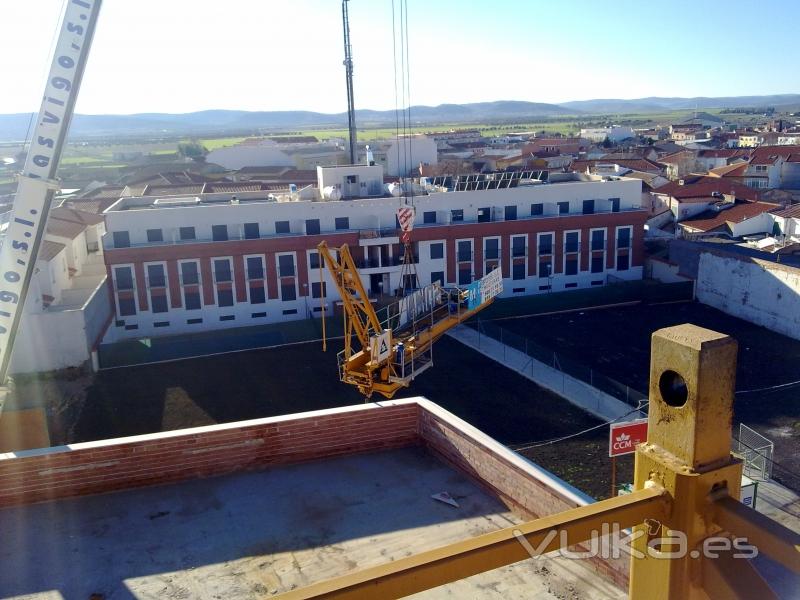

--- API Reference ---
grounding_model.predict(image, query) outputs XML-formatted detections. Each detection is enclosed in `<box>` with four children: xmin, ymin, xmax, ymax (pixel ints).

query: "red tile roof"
<box><xmin>656</xmin><ymin>178</ymin><xmax>762</xmax><ymax>202</ymax></box>
<box><xmin>680</xmin><ymin>201</ymin><xmax>780</xmax><ymax>232</ymax></box>
<box><xmin>38</xmin><ymin>240</ymin><xmax>66</xmax><ymax>262</ymax></box>
<box><xmin>771</xmin><ymin>204</ymin><xmax>800</xmax><ymax>218</ymax></box>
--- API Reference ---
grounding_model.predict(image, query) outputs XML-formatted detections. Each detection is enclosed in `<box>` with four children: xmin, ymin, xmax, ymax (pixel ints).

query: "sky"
<box><xmin>1</xmin><ymin>0</ymin><xmax>799</xmax><ymax>116</ymax></box>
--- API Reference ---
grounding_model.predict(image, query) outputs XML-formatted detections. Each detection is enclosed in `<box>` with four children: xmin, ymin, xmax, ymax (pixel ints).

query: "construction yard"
<box><xmin>9</xmin><ymin>300</ymin><xmax>799</xmax><ymax>499</ymax></box>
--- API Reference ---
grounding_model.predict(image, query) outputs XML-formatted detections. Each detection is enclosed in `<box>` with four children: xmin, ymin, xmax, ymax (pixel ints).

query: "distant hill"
<box><xmin>558</xmin><ymin>94</ymin><xmax>800</xmax><ymax>113</ymax></box>
<box><xmin>0</xmin><ymin>94</ymin><xmax>798</xmax><ymax>141</ymax></box>
<box><xmin>0</xmin><ymin>101</ymin><xmax>574</xmax><ymax>142</ymax></box>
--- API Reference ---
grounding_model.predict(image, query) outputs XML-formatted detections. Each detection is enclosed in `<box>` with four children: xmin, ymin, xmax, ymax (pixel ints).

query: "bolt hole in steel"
<box><xmin>659</xmin><ymin>370</ymin><xmax>688</xmax><ymax>407</ymax></box>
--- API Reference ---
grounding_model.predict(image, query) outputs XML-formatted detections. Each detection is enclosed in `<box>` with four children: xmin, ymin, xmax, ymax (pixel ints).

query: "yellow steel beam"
<box><xmin>714</xmin><ymin>495</ymin><xmax>800</xmax><ymax>574</ymax></box>
<box><xmin>277</xmin><ymin>485</ymin><xmax>669</xmax><ymax>600</ymax></box>
<box><xmin>702</xmin><ymin>544</ymin><xmax>778</xmax><ymax>600</ymax></box>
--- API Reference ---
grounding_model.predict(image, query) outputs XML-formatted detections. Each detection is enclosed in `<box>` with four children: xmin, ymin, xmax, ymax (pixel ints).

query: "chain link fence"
<box><xmin>470</xmin><ymin>319</ymin><xmax>647</xmax><ymax>408</ymax></box>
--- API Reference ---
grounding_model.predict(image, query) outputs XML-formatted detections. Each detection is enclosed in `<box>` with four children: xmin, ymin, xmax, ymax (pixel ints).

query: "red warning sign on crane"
<box><xmin>397</xmin><ymin>206</ymin><xmax>415</xmax><ymax>243</ymax></box>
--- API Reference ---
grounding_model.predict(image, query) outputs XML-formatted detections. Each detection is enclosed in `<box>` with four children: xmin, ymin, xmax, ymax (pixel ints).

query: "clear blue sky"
<box><xmin>1</xmin><ymin>0</ymin><xmax>798</xmax><ymax>115</ymax></box>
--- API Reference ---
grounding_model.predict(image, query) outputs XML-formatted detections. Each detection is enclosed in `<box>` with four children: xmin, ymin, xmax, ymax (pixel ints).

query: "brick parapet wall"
<box><xmin>0</xmin><ymin>401</ymin><xmax>419</xmax><ymax>508</ymax></box>
<box><xmin>416</xmin><ymin>399</ymin><xmax>630</xmax><ymax>589</ymax></box>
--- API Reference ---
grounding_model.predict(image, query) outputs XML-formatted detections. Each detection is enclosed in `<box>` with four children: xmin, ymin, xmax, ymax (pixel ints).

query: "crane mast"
<box><xmin>318</xmin><ymin>241</ymin><xmax>503</xmax><ymax>399</ymax></box>
<box><xmin>341</xmin><ymin>0</ymin><xmax>357</xmax><ymax>164</ymax></box>
<box><xmin>0</xmin><ymin>0</ymin><xmax>102</xmax><ymax>385</ymax></box>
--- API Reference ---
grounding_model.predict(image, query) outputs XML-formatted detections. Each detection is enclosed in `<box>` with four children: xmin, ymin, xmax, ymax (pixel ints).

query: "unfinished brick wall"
<box><xmin>0</xmin><ymin>403</ymin><xmax>418</xmax><ymax>508</ymax></box>
<box><xmin>418</xmin><ymin>405</ymin><xmax>630</xmax><ymax>589</ymax></box>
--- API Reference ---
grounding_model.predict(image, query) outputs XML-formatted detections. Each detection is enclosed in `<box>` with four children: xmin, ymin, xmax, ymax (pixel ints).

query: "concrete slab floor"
<box><xmin>0</xmin><ymin>447</ymin><xmax>624</xmax><ymax>599</ymax></box>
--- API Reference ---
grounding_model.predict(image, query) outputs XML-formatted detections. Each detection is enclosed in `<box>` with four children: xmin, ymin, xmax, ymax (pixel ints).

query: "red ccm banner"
<box><xmin>609</xmin><ymin>418</ymin><xmax>648</xmax><ymax>457</ymax></box>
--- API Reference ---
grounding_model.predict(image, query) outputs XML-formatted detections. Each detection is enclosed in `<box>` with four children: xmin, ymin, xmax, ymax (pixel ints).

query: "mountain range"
<box><xmin>1</xmin><ymin>95</ymin><xmax>798</xmax><ymax>142</ymax></box>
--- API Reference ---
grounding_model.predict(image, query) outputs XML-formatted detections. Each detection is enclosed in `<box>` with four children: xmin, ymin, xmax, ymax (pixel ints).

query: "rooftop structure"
<box><xmin>0</xmin><ymin>398</ymin><xmax>628</xmax><ymax>598</ymax></box>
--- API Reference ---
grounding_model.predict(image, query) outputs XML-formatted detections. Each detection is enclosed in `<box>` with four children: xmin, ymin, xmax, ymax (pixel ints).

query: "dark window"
<box><xmin>246</xmin><ymin>256</ymin><xmax>264</xmax><ymax>279</ymax></box>
<box><xmin>306</xmin><ymin>219</ymin><xmax>321</xmax><ymax>235</ymax></box>
<box><xmin>180</xmin><ymin>262</ymin><xmax>199</xmax><ymax>285</ymax></box>
<box><xmin>512</xmin><ymin>236</ymin><xmax>526</xmax><ymax>257</ymax></box>
<box><xmin>187</xmin><ymin>318</ymin><xmax>203</xmax><ymax>324</ymax></box>
<box><xmin>112</xmin><ymin>231</ymin><xmax>130</xmax><ymax>248</ymax></box>
<box><xmin>249</xmin><ymin>284</ymin><xmax>266</xmax><ymax>304</ymax></box>
<box><xmin>458</xmin><ymin>266</ymin><xmax>471</xmax><ymax>285</ymax></box>
<box><xmin>531</xmin><ymin>203</ymin><xmax>543</xmax><ymax>216</ymax></box>
<box><xmin>457</xmin><ymin>241</ymin><xmax>471</xmax><ymax>262</ymax></box>
<box><xmin>431</xmin><ymin>271</ymin><xmax>444</xmax><ymax>285</ymax></box>
<box><xmin>582</xmin><ymin>199</ymin><xmax>595</xmax><ymax>215</ymax></box>
<box><xmin>244</xmin><ymin>222</ymin><xmax>260</xmax><ymax>239</ymax></box>
<box><xmin>252</xmin><ymin>312</ymin><xmax>267</xmax><ymax>318</ymax></box>
<box><xmin>565</xmin><ymin>231</ymin><xmax>579</xmax><ymax>253</ymax></box>
<box><xmin>275</xmin><ymin>220</ymin><xmax>290</xmax><ymax>234</ymax></box>
<box><xmin>591</xmin><ymin>229</ymin><xmax>605</xmax><ymax>251</ymax></box>
<box><xmin>212</xmin><ymin>224</ymin><xmax>228</xmax><ymax>241</ymax></box>
<box><xmin>539</xmin><ymin>285</ymin><xmax>551</xmax><ymax>291</ymax></box>
<box><xmin>118</xmin><ymin>296</ymin><xmax>136</xmax><ymax>316</ymax></box>
<box><xmin>591</xmin><ymin>280</ymin><xmax>604</xmax><ymax>286</ymax></box>
<box><xmin>504</xmin><ymin>205</ymin><xmax>517</xmax><ymax>221</ymax></box>
<box><xmin>179</xmin><ymin>226</ymin><xmax>195</xmax><ymax>241</ymax></box>
<box><xmin>217</xmin><ymin>288</ymin><xmax>234</xmax><ymax>307</ymax></box>
<box><xmin>477</xmin><ymin>207</ymin><xmax>491</xmax><ymax>223</ymax></box>
<box><xmin>513</xmin><ymin>287</ymin><xmax>525</xmax><ymax>293</ymax></box>
<box><xmin>283</xmin><ymin>309</ymin><xmax>298</xmax><ymax>315</ymax></box>
<box><xmin>558</xmin><ymin>201</ymin><xmax>570</xmax><ymax>215</ymax></box>
<box><xmin>220</xmin><ymin>315</ymin><xmax>235</xmax><ymax>321</ymax></box>
<box><xmin>146</xmin><ymin>228</ymin><xmax>163</xmax><ymax>243</ymax></box>
<box><xmin>423</xmin><ymin>211</ymin><xmax>436</xmax><ymax>224</ymax></box>
<box><xmin>609</xmin><ymin>197</ymin><xmax>621</xmax><ymax>213</ymax></box>
<box><xmin>538</xmin><ymin>234</ymin><xmax>553</xmax><ymax>255</ymax></box>
<box><xmin>311</xmin><ymin>281</ymin><xmax>326</xmax><ymax>298</ymax></box>
<box><xmin>538</xmin><ymin>259</ymin><xmax>552</xmax><ymax>278</ymax></box>
<box><xmin>591</xmin><ymin>255</ymin><xmax>605</xmax><ymax>273</ymax></box>
<box><xmin>151</xmin><ymin>294</ymin><xmax>168</xmax><ymax>313</ymax></box>
<box><xmin>485</xmin><ymin>238</ymin><xmax>499</xmax><ymax>260</ymax></box>
<box><xmin>184</xmin><ymin>290</ymin><xmax>201</xmax><ymax>310</ymax></box>
<box><xmin>430</xmin><ymin>243</ymin><xmax>444</xmax><ymax>260</ymax></box>
<box><xmin>154</xmin><ymin>321</ymin><xmax>170</xmax><ymax>328</ymax></box>
<box><xmin>451</xmin><ymin>209</ymin><xmax>464</xmax><ymax>222</ymax></box>
<box><xmin>335</xmin><ymin>217</ymin><xmax>349</xmax><ymax>230</ymax></box>
<box><xmin>115</xmin><ymin>320</ymin><xmax>125</xmax><ymax>327</ymax></box>
<box><xmin>565</xmin><ymin>257</ymin><xmax>578</xmax><ymax>275</ymax></box>
<box><xmin>147</xmin><ymin>264</ymin><xmax>165</xmax><ymax>287</ymax></box>
<box><xmin>114</xmin><ymin>267</ymin><xmax>133</xmax><ymax>291</ymax></box>
<box><xmin>278</xmin><ymin>254</ymin><xmax>295</xmax><ymax>277</ymax></box>
<box><xmin>214</xmin><ymin>259</ymin><xmax>232</xmax><ymax>282</ymax></box>
<box><xmin>512</xmin><ymin>262</ymin><xmax>525</xmax><ymax>280</ymax></box>
<box><xmin>281</xmin><ymin>282</ymin><xmax>296</xmax><ymax>301</ymax></box>
<box><xmin>309</xmin><ymin>252</ymin><xmax>320</xmax><ymax>270</ymax></box>
<box><xmin>617</xmin><ymin>253</ymin><xmax>630</xmax><ymax>271</ymax></box>
<box><xmin>617</xmin><ymin>228</ymin><xmax>631</xmax><ymax>248</ymax></box>
<box><xmin>124</xmin><ymin>324</ymin><xmax>139</xmax><ymax>331</ymax></box>
<box><xmin>565</xmin><ymin>282</ymin><xmax>578</xmax><ymax>288</ymax></box>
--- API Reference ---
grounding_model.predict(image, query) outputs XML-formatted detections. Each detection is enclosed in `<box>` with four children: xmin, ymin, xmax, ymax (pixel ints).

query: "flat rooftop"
<box><xmin>0</xmin><ymin>446</ymin><xmax>623</xmax><ymax>599</ymax></box>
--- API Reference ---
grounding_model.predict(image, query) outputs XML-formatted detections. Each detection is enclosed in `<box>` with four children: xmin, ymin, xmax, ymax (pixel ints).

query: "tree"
<box><xmin>177</xmin><ymin>141</ymin><xmax>208</xmax><ymax>162</ymax></box>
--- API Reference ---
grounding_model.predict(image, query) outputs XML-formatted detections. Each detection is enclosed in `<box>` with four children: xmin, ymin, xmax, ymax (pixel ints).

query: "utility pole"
<box><xmin>342</xmin><ymin>0</ymin><xmax>357</xmax><ymax>164</ymax></box>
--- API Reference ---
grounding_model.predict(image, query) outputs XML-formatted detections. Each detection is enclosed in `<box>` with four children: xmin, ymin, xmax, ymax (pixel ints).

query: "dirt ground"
<box><xmin>498</xmin><ymin>301</ymin><xmax>800</xmax><ymax>484</ymax></box>
<box><xmin>11</xmin><ymin>336</ymin><xmax>627</xmax><ymax>500</ymax></box>
<box><xmin>9</xmin><ymin>301</ymin><xmax>799</xmax><ymax>498</ymax></box>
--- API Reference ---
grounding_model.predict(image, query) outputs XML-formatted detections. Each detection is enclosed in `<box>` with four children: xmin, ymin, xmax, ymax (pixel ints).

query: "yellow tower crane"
<box><xmin>317</xmin><ymin>241</ymin><xmax>503</xmax><ymax>399</ymax></box>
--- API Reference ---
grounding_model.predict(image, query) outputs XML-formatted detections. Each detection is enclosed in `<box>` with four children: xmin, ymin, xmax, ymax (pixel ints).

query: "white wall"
<box><xmin>386</xmin><ymin>137</ymin><xmax>438</xmax><ymax>176</ymax></box>
<box><xmin>207</xmin><ymin>143</ymin><xmax>294</xmax><ymax>170</ymax></box>
<box><xmin>696</xmin><ymin>253</ymin><xmax>800</xmax><ymax>341</ymax></box>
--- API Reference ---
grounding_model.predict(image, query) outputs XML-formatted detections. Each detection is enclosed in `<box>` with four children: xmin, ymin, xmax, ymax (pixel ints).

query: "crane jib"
<box><xmin>0</xmin><ymin>0</ymin><xmax>102</xmax><ymax>381</ymax></box>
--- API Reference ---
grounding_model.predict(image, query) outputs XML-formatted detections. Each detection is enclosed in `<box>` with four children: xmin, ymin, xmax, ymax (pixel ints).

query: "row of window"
<box><xmin>111</xmin><ymin>218</ymin><xmax>354</xmax><ymax>249</ymax></box>
<box><xmin>422</xmin><ymin>198</ymin><xmax>622</xmax><ymax>226</ymax></box>
<box><xmin>110</xmin><ymin>198</ymin><xmax>627</xmax><ymax>249</ymax></box>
